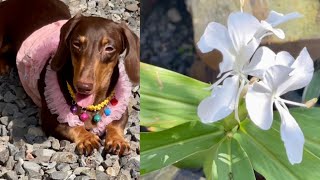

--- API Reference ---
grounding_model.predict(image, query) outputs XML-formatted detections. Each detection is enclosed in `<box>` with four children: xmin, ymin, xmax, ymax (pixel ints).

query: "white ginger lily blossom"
<box><xmin>246</xmin><ymin>47</ymin><xmax>314</xmax><ymax>164</ymax></box>
<box><xmin>255</xmin><ymin>11</ymin><xmax>302</xmax><ymax>40</ymax></box>
<box><xmin>197</xmin><ymin>10</ymin><xmax>301</xmax><ymax>123</ymax></box>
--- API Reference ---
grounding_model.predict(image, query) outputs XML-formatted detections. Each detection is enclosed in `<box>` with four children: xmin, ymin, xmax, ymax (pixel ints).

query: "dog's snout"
<box><xmin>76</xmin><ymin>82</ymin><xmax>93</xmax><ymax>93</ymax></box>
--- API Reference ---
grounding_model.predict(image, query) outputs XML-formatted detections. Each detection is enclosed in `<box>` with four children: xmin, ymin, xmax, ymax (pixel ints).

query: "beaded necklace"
<box><xmin>66</xmin><ymin>82</ymin><xmax>118</xmax><ymax>122</ymax></box>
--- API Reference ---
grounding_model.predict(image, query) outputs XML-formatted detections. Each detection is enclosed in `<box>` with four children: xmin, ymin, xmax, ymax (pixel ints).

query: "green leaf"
<box><xmin>140</xmin><ymin>63</ymin><xmax>210</xmax><ymax>131</ymax></box>
<box><xmin>204</xmin><ymin>138</ymin><xmax>255</xmax><ymax>180</ymax></box>
<box><xmin>235</xmin><ymin>108</ymin><xmax>320</xmax><ymax>180</ymax></box>
<box><xmin>302</xmin><ymin>69</ymin><xmax>320</xmax><ymax>101</ymax></box>
<box><xmin>141</xmin><ymin>121</ymin><xmax>225</xmax><ymax>175</ymax></box>
<box><xmin>174</xmin><ymin>148</ymin><xmax>210</xmax><ymax>169</ymax></box>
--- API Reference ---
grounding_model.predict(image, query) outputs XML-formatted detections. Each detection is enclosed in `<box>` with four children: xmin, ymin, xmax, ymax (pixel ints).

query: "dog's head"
<box><xmin>51</xmin><ymin>13</ymin><xmax>139</xmax><ymax>107</ymax></box>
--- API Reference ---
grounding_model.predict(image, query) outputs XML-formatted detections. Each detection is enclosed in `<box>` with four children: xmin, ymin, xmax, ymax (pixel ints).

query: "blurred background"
<box><xmin>141</xmin><ymin>0</ymin><xmax>320</xmax><ymax>179</ymax></box>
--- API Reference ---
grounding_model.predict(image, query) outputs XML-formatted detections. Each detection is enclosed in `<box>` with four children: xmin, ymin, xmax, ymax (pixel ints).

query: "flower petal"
<box><xmin>277</xmin><ymin>48</ymin><xmax>314</xmax><ymax>95</ymax></box>
<box><xmin>260</xmin><ymin>21</ymin><xmax>285</xmax><ymax>39</ymax></box>
<box><xmin>275</xmin><ymin>51</ymin><xmax>295</xmax><ymax>66</ymax></box>
<box><xmin>246</xmin><ymin>82</ymin><xmax>273</xmax><ymax>130</ymax></box>
<box><xmin>218</xmin><ymin>51</ymin><xmax>236</xmax><ymax>77</ymax></box>
<box><xmin>197</xmin><ymin>22</ymin><xmax>234</xmax><ymax>53</ymax></box>
<box><xmin>255</xmin><ymin>11</ymin><xmax>302</xmax><ymax>40</ymax></box>
<box><xmin>244</xmin><ymin>46</ymin><xmax>276</xmax><ymax>79</ymax></box>
<box><xmin>266</xmin><ymin>11</ymin><xmax>302</xmax><ymax>27</ymax></box>
<box><xmin>263</xmin><ymin>65</ymin><xmax>293</xmax><ymax>93</ymax></box>
<box><xmin>197</xmin><ymin>75</ymin><xmax>239</xmax><ymax>123</ymax></box>
<box><xmin>228</xmin><ymin>12</ymin><xmax>261</xmax><ymax>53</ymax></box>
<box><xmin>197</xmin><ymin>22</ymin><xmax>236</xmax><ymax>75</ymax></box>
<box><xmin>291</xmin><ymin>47</ymin><xmax>314</xmax><ymax>76</ymax></box>
<box><xmin>275</xmin><ymin>101</ymin><xmax>304</xmax><ymax>165</ymax></box>
<box><xmin>237</xmin><ymin>37</ymin><xmax>261</xmax><ymax>69</ymax></box>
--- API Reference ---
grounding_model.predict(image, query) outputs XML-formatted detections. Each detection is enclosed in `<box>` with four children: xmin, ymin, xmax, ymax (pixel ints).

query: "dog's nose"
<box><xmin>76</xmin><ymin>82</ymin><xmax>93</xmax><ymax>93</ymax></box>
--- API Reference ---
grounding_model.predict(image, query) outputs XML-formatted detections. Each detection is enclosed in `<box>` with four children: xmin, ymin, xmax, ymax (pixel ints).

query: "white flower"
<box><xmin>255</xmin><ymin>11</ymin><xmax>302</xmax><ymax>39</ymax></box>
<box><xmin>197</xmin><ymin>11</ymin><xmax>301</xmax><ymax>123</ymax></box>
<box><xmin>246</xmin><ymin>48</ymin><xmax>314</xmax><ymax>164</ymax></box>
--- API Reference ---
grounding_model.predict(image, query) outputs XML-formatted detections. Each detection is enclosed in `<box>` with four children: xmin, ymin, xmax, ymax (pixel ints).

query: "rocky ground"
<box><xmin>0</xmin><ymin>0</ymin><xmax>140</xmax><ymax>179</ymax></box>
<box><xmin>140</xmin><ymin>1</ymin><xmax>205</xmax><ymax>179</ymax></box>
<box><xmin>141</xmin><ymin>0</ymin><xmax>196</xmax><ymax>76</ymax></box>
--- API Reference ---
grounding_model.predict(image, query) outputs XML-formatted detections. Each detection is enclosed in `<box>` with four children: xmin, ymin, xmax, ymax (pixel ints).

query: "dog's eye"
<box><xmin>105</xmin><ymin>45</ymin><xmax>115</xmax><ymax>53</ymax></box>
<box><xmin>72</xmin><ymin>41</ymin><xmax>81</xmax><ymax>49</ymax></box>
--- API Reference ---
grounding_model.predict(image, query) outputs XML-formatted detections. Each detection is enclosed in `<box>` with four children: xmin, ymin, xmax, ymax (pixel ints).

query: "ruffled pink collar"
<box><xmin>44</xmin><ymin>61</ymin><xmax>132</xmax><ymax>136</ymax></box>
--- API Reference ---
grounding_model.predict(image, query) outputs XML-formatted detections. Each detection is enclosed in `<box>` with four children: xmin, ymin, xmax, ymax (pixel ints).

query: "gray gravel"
<box><xmin>141</xmin><ymin>0</ymin><xmax>196</xmax><ymax>75</ymax></box>
<box><xmin>0</xmin><ymin>0</ymin><xmax>140</xmax><ymax>179</ymax></box>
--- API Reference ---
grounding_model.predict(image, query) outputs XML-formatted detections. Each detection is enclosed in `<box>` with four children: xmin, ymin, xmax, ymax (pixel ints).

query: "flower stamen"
<box><xmin>277</xmin><ymin>98</ymin><xmax>307</xmax><ymax>108</ymax></box>
<box><xmin>249</xmin><ymin>77</ymin><xmax>259</xmax><ymax>85</ymax></box>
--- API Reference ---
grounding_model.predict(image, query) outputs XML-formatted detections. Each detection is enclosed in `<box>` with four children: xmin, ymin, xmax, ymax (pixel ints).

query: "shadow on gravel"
<box><xmin>0</xmin><ymin>69</ymin><xmax>46</xmax><ymax>145</ymax></box>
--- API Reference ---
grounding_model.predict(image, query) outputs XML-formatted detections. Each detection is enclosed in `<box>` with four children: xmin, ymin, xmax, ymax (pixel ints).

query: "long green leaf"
<box><xmin>141</xmin><ymin>63</ymin><xmax>210</xmax><ymax>130</ymax></box>
<box><xmin>235</xmin><ymin>108</ymin><xmax>320</xmax><ymax>180</ymax></box>
<box><xmin>204</xmin><ymin>138</ymin><xmax>255</xmax><ymax>180</ymax></box>
<box><xmin>140</xmin><ymin>121</ymin><xmax>224</xmax><ymax>175</ymax></box>
<box><xmin>302</xmin><ymin>69</ymin><xmax>320</xmax><ymax>101</ymax></box>
<box><xmin>174</xmin><ymin>148</ymin><xmax>210</xmax><ymax>169</ymax></box>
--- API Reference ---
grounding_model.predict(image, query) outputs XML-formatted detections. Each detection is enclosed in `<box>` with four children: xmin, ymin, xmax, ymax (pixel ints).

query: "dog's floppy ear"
<box><xmin>120</xmin><ymin>23</ymin><xmax>140</xmax><ymax>84</ymax></box>
<box><xmin>51</xmin><ymin>13</ymin><xmax>82</xmax><ymax>71</ymax></box>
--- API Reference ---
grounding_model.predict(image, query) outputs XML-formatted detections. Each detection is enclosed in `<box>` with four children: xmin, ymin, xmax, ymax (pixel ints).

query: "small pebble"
<box><xmin>3</xmin><ymin>91</ymin><xmax>17</xmax><ymax>103</ymax></box>
<box><xmin>13</xmin><ymin>150</ymin><xmax>25</xmax><ymax>161</ymax></box>
<box><xmin>0</xmin><ymin>116</ymin><xmax>9</xmax><ymax>125</ymax></box>
<box><xmin>23</xmin><ymin>161</ymin><xmax>41</xmax><ymax>171</ymax></box>
<box><xmin>125</xmin><ymin>3</ymin><xmax>139</xmax><ymax>12</ymax></box>
<box><xmin>5</xmin><ymin>156</ymin><xmax>15</xmax><ymax>170</ymax></box>
<box><xmin>14</xmin><ymin>159</ymin><xmax>25</xmax><ymax>175</ymax></box>
<box><xmin>51</xmin><ymin>139</ymin><xmax>60</xmax><ymax>150</ymax></box>
<box><xmin>50</xmin><ymin>171</ymin><xmax>69</xmax><ymax>180</ymax></box>
<box><xmin>50</xmin><ymin>152</ymin><xmax>77</xmax><ymax>163</ymax></box>
<box><xmin>56</xmin><ymin>163</ymin><xmax>71</xmax><ymax>171</ymax></box>
<box><xmin>3</xmin><ymin>170</ymin><xmax>18</xmax><ymax>180</ymax></box>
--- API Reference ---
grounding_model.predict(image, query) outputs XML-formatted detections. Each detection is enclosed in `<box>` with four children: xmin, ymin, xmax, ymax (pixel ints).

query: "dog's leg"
<box><xmin>56</xmin><ymin>125</ymin><xmax>101</xmax><ymax>155</ymax></box>
<box><xmin>105</xmin><ymin>108</ymin><xmax>130</xmax><ymax>155</ymax></box>
<box><xmin>41</xmin><ymin>108</ymin><xmax>100</xmax><ymax>155</ymax></box>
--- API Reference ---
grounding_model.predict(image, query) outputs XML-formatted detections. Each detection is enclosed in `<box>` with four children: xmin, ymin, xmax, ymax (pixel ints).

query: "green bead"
<box><xmin>93</xmin><ymin>114</ymin><xmax>101</xmax><ymax>122</ymax></box>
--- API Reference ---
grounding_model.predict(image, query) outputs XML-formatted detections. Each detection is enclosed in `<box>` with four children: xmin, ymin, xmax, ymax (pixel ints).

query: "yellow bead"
<box><xmin>66</xmin><ymin>82</ymin><xmax>116</xmax><ymax>112</ymax></box>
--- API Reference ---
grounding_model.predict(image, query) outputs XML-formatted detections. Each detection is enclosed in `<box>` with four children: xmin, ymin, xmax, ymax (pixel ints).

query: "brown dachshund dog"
<box><xmin>0</xmin><ymin>0</ymin><xmax>139</xmax><ymax>155</ymax></box>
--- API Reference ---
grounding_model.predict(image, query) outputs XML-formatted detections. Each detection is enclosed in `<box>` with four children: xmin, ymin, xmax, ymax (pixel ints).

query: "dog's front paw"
<box><xmin>105</xmin><ymin>133</ymin><xmax>130</xmax><ymax>156</ymax></box>
<box><xmin>75</xmin><ymin>131</ymin><xmax>101</xmax><ymax>155</ymax></box>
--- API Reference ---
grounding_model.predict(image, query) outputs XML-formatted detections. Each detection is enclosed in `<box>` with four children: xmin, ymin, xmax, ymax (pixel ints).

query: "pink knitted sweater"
<box><xmin>16</xmin><ymin>20</ymin><xmax>132</xmax><ymax>135</ymax></box>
